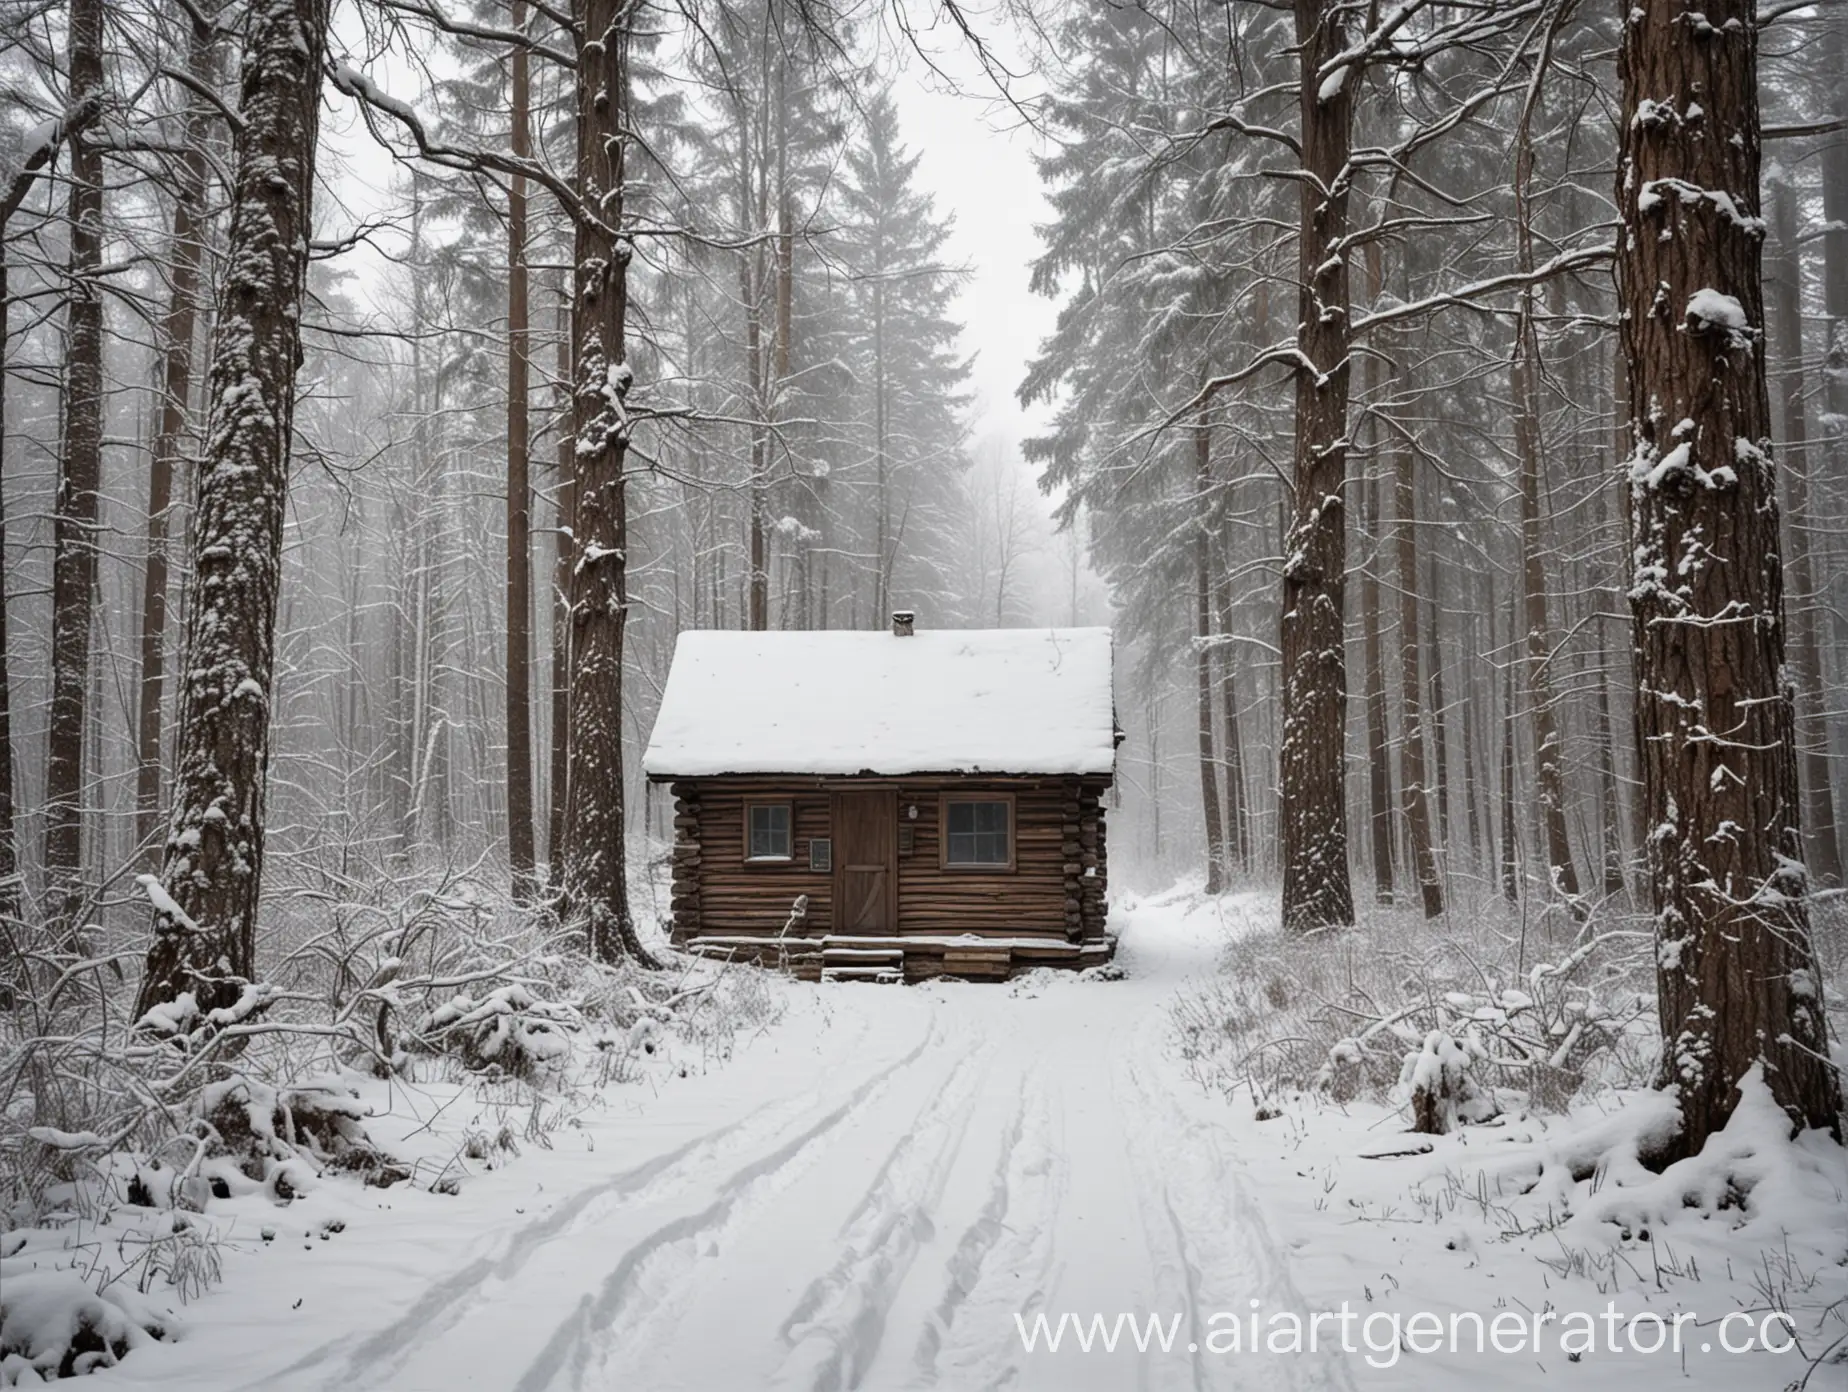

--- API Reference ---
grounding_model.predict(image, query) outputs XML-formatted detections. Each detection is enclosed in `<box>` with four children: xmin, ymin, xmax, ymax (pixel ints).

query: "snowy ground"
<box><xmin>16</xmin><ymin>889</ymin><xmax>1844</xmax><ymax>1390</ymax></box>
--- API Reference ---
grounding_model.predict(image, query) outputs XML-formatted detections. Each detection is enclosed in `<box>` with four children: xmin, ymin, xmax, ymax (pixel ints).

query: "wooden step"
<box><xmin>820</xmin><ymin>965</ymin><xmax>902</xmax><ymax>983</ymax></box>
<box><xmin>822</xmin><ymin>945</ymin><xmax>904</xmax><ymax>962</ymax></box>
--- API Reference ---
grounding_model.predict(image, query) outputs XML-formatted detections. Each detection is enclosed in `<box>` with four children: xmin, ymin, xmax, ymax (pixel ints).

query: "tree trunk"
<box><xmin>1499</xmin><ymin>597</ymin><xmax>1519</xmax><ymax>905</ymax></box>
<box><xmin>1593</xmin><ymin>622</ymin><xmax>1627</xmax><ymax>898</ymax></box>
<box><xmin>136</xmin><ymin>0</ymin><xmax>333</xmax><ymax>1017</ymax></box>
<box><xmin>1616</xmin><ymin>0</ymin><xmax>1841</xmax><ymax>1153</ymax></box>
<box><xmin>1512</xmin><ymin>320</ymin><xmax>1582</xmax><ymax>908</ymax></box>
<box><xmin>1460</xmin><ymin>611</ymin><xmax>1486</xmax><ymax>870</ymax></box>
<box><xmin>1425</xmin><ymin>547</ymin><xmax>1451</xmax><ymax>855</ymax></box>
<box><xmin>548</xmin><ymin>281</ymin><xmax>573</xmax><ymax>881</ymax></box>
<box><xmin>1278</xmin><ymin>0</ymin><xmax>1355</xmax><ymax>932</ymax></box>
<box><xmin>135</xmin><ymin>25</ymin><xmax>217</xmax><ymax>864</ymax></box>
<box><xmin>1393</xmin><ymin>421</ymin><xmax>1442</xmax><ymax>918</ymax></box>
<box><xmin>1195</xmin><ymin>424</ymin><xmax>1225</xmax><ymax>893</ymax></box>
<box><xmin>558</xmin><ymin>0</ymin><xmax>653</xmax><ymax>965</ymax></box>
<box><xmin>1767</xmin><ymin>177</ymin><xmax>1842</xmax><ymax>886</ymax></box>
<box><xmin>506</xmin><ymin>7</ymin><xmax>537</xmax><ymax>898</ymax></box>
<box><xmin>43</xmin><ymin>0</ymin><xmax>107</xmax><ymax>933</ymax></box>
<box><xmin>1361</xmin><ymin>245</ymin><xmax>1395</xmax><ymax>905</ymax></box>
<box><xmin>1214</xmin><ymin>535</ymin><xmax>1251</xmax><ymax>875</ymax></box>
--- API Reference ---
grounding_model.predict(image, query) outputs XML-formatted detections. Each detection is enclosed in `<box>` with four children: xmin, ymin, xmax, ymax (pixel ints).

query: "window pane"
<box><xmin>749</xmin><ymin>805</ymin><xmax>790</xmax><ymax>858</ymax></box>
<box><xmin>945</xmin><ymin>800</ymin><xmax>1008</xmax><ymax>865</ymax></box>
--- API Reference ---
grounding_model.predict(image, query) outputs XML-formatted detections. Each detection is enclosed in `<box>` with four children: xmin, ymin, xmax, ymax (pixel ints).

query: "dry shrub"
<box><xmin>1173</xmin><ymin>888</ymin><xmax>1659</xmax><ymax>1124</ymax></box>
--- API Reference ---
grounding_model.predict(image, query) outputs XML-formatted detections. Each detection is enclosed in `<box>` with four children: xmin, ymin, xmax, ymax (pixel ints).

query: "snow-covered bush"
<box><xmin>1173</xmin><ymin>891</ymin><xmax>1657</xmax><ymax>1126</ymax></box>
<box><xmin>408</xmin><ymin>984</ymin><xmax>580</xmax><ymax>1078</ymax></box>
<box><xmin>194</xmin><ymin>1076</ymin><xmax>401</xmax><ymax>1199</ymax></box>
<box><xmin>0</xmin><ymin>1272</ymin><xmax>173</xmax><ymax>1383</ymax></box>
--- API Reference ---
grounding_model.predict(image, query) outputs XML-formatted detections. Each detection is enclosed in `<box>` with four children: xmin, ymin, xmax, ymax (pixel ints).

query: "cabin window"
<box><xmin>745</xmin><ymin>802</ymin><xmax>793</xmax><ymax>861</ymax></box>
<box><xmin>941</xmin><ymin>795</ymin><xmax>1014</xmax><ymax>870</ymax></box>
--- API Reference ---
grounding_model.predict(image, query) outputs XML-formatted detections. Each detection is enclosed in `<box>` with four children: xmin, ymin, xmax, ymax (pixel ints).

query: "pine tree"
<box><xmin>1615</xmin><ymin>0</ymin><xmax>1842</xmax><ymax>1154</ymax></box>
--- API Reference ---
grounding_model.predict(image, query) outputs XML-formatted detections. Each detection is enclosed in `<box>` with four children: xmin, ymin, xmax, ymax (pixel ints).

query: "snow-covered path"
<box><xmin>113</xmin><ymin>893</ymin><xmax>1352</xmax><ymax>1392</ymax></box>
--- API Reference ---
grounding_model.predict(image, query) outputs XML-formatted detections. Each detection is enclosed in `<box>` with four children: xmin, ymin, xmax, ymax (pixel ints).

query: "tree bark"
<box><xmin>1616</xmin><ymin>0</ymin><xmax>1841</xmax><ymax>1153</ymax></box>
<box><xmin>137</xmin><ymin>0</ymin><xmax>333</xmax><ymax>1017</ymax></box>
<box><xmin>558</xmin><ymin>0</ymin><xmax>654</xmax><ymax>965</ymax></box>
<box><xmin>135</xmin><ymin>25</ymin><xmax>217</xmax><ymax>864</ymax></box>
<box><xmin>506</xmin><ymin>4</ymin><xmax>537</xmax><ymax>898</ymax></box>
<box><xmin>43</xmin><ymin>0</ymin><xmax>107</xmax><ymax>933</ymax></box>
<box><xmin>1766</xmin><ymin>177</ymin><xmax>1842</xmax><ymax>886</ymax></box>
<box><xmin>1278</xmin><ymin>0</ymin><xmax>1355</xmax><ymax>932</ymax></box>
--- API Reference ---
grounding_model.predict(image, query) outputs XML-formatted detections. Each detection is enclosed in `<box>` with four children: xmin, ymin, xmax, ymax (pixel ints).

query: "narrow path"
<box><xmin>123</xmin><ymin>892</ymin><xmax>1350</xmax><ymax>1392</ymax></box>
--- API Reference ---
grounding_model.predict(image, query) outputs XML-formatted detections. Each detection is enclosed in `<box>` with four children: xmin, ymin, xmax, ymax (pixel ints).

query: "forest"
<box><xmin>0</xmin><ymin>0</ymin><xmax>1845</xmax><ymax>1386</ymax></box>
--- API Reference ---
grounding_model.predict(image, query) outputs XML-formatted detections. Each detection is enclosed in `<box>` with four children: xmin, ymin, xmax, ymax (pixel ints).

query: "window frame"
<box><xmin>742</xmin><ymin>799</ymin><xmax>795</xmax><ymax>863</ymax></box>
<box><xmin>938</xmin><ymin>792</ymin><xmax>1017</xmax><ymax>873</ymax></box>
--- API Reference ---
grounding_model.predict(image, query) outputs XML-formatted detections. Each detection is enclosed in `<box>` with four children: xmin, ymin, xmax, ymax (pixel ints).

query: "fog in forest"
<box><xmin>1</xmin><ymin>0</ymin><xmax>1845</xmax><ymax>1386</ymax></box>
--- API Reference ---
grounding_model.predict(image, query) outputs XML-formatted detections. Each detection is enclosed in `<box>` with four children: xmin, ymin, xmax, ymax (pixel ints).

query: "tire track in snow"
<box><xmin>510</xmin><ymin>1022</ymin><xmax>976</xmax><ymax>1392</ymax></box>
<box><xmin>908</xmin><ymin>1068</ymin><xmax>1065</xmax><ymax>1392</ymax></box>
<box><xmin>763</xmin><ymin>1035</ymin><xmax>994</xmax><ymax>1391</ymax></box>
<box><xmin>263</xmin><ymin>1008</ymin><xmax>932</xmax><ymax>1392</ymax></box>
<box><xmin>1120</xmin><ymin>1054</ymin><xmax>1357</xmax><ymax>1392</ymax></box>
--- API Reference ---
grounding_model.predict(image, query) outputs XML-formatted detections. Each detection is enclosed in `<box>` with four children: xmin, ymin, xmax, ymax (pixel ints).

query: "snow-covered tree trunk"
<box><xmin>1616</xmin><ymin>0</ymin><xmax>1842</xmax><ymax>1153</ymax></box>
<box><xmin>1277</xmin><ymin>0</ymin><xmax>1356</xmax><ymax>932</ymax></box>
<box><xmin>135</xmin><ymin>22</ymin><xmax>217</xmax><ymax>864</ymax></box>
<box><xmin>136</xmin><ymin>0</ymin><xmax>333</xmax><ymax>1018</ymax></box>
<box><xmin>43</xmin><ymin>0</ymin><xmax>106</xmax><ymax>932</ymax></box>
<box><xmin>558</xmin><ymin>0</ymin><xmax>653</xmax><ymax>965</ymax></box>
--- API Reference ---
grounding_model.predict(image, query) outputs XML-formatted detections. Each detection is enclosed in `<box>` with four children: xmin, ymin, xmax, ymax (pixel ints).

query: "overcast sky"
<box><xmin>879</xmin><ymin>4</ymin><xmax>1057</xmax><ymax>459</ymax></box>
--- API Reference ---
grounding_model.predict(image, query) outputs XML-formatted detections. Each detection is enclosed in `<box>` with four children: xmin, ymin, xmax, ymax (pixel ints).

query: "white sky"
<box><xmin>878</xmin><ymin>5</ymin><xmax>1057</xmax><ymax>459</ymax></box>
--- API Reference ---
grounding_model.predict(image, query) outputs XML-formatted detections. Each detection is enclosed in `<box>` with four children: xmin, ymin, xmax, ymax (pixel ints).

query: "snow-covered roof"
<box><xmin>643</xmin><ymin>627</ymin><xmax>1117</xmax><ymax>778</ymax></box>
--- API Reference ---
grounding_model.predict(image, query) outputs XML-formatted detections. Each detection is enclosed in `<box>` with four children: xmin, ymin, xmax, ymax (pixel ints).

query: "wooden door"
<box><xmin>831</xmin><ymin>789</ymin><xmax>895</xmax><ymax>934</ymax></box>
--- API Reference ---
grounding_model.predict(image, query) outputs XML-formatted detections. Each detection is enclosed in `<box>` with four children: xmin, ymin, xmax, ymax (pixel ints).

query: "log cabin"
<box><xmin>642</xmin><ymin>614</ymin><xmax>1119</xmax><ymax>982</ymax></box>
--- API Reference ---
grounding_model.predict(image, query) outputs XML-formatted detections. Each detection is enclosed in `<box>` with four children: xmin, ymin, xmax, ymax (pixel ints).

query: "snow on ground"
<box><xmin>15</xmin><ymin>888</ymin><xmax>1844</xmax><ymax>1390</ymax></box>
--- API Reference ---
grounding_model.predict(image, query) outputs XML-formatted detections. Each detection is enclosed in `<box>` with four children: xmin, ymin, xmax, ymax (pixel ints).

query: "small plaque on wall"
<box><xmin>897</xmin><ymin>825</ymin><xmax>915</xmax><ymax>855</ymax></box>
<box><xmin>809</xmin><ymin>838</ymin><xmax>832</xmax><ymax>872</ymax></box>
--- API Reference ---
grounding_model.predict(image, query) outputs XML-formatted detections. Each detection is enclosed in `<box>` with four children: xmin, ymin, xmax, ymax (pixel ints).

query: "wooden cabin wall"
<box><xmin>666</xmin><ymin>774</ymin><xmax>1111</xmax><ymax>947</ymax></box>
